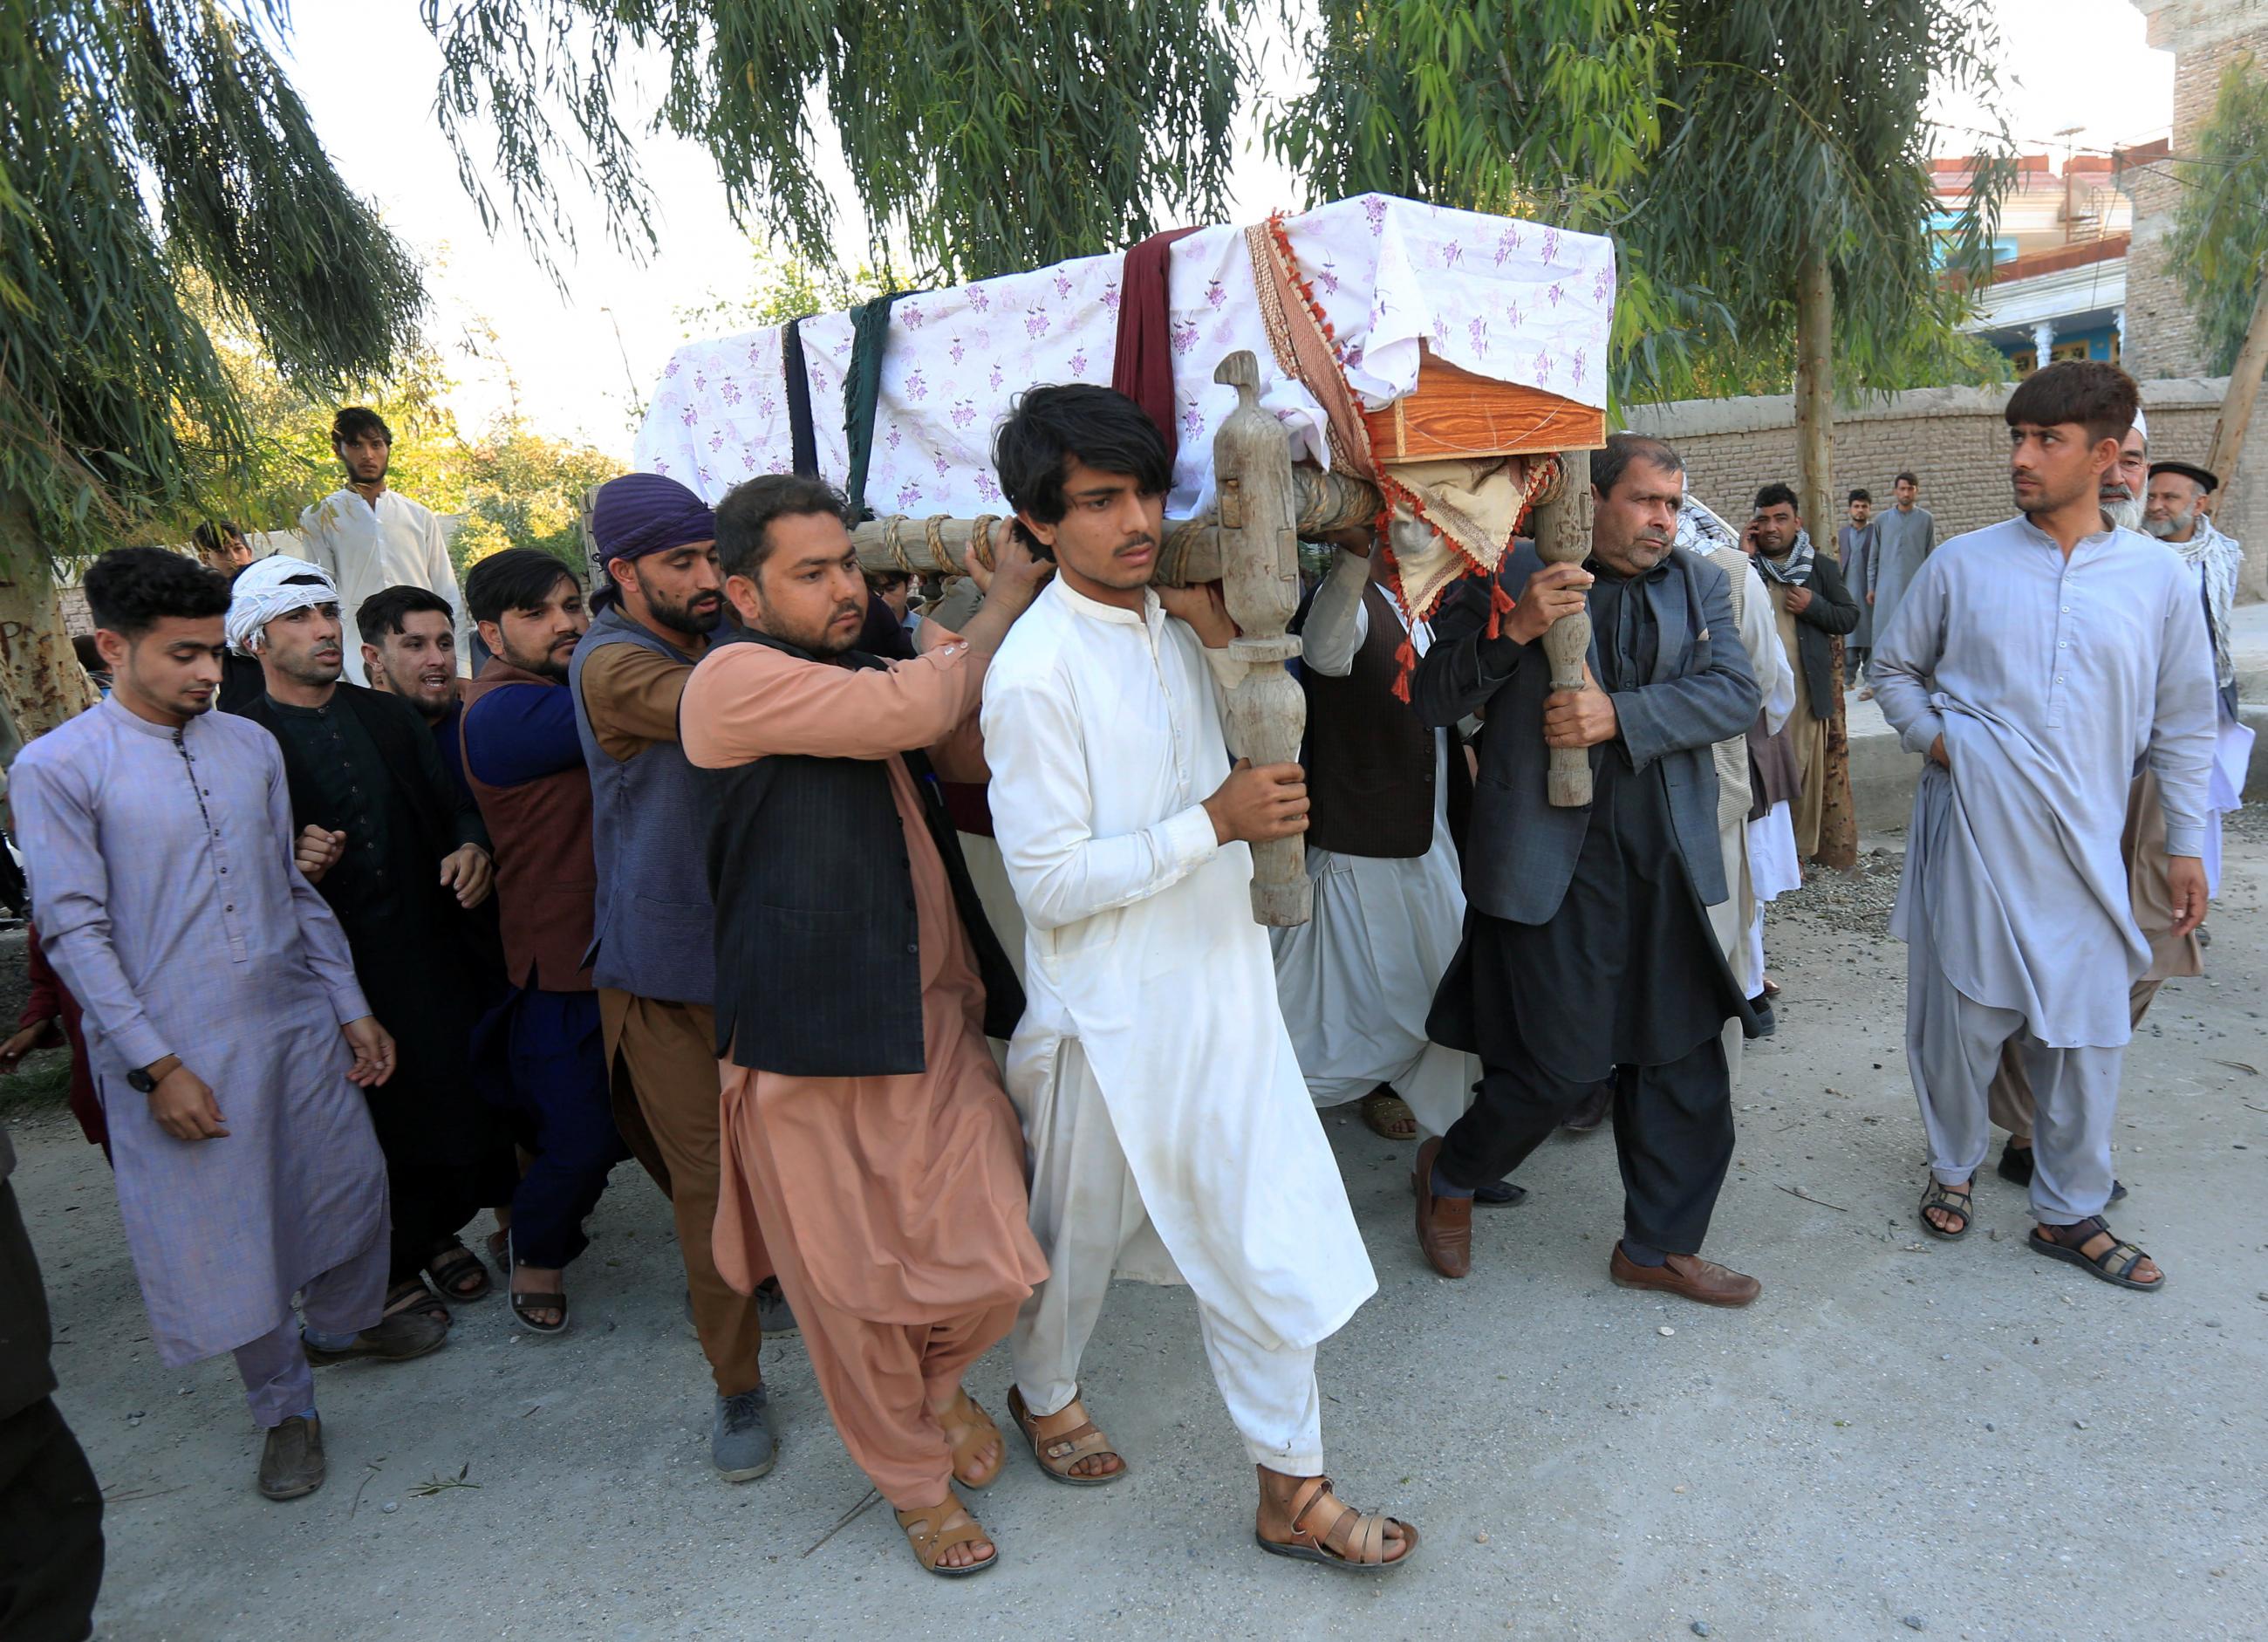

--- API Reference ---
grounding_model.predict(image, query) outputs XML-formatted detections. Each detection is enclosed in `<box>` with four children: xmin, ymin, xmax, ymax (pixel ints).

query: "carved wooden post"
<box><xmin>1210</xmin><ymin>351</ymin><xmax>1312</xmax><ymax>927</ymax></box>
<box><xmin>1530</xmin><ymin>449</ymin><xmax>1595</xmax><ymax>808</ymax></box>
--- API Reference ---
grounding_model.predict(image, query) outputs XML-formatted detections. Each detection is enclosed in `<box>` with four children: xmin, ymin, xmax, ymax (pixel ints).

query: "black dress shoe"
<box><xmin>258</xmin><ymin>1415</ymin><xmax>325</xmax><ymax>1501</ymax></box>
<box><xmin>1560</xmin><ymin>1082</ymin><xmax>1613</xmax><ymax>1133</ymax></box>
<box><xmin>1472</xmin><ymin>1179</ymin><xmax>1527</xmax><ymax>1208</ymax></box>
<box><xmin>1746</xmin><ymin>995</ymin><xmax>1777</xmax><ymax>1037</ymax></box>
<box><xmin>1998</xmin><ymin>1140</ymin><xmax>2125</xmax><ymax>1201</ymax></box>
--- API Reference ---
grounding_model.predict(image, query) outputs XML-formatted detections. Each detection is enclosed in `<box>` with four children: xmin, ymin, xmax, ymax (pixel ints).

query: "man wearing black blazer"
<box><xmin>1411</xmin><ymin>434</ymin><xmax>1766</xmax><ymax>1308</ymax></box>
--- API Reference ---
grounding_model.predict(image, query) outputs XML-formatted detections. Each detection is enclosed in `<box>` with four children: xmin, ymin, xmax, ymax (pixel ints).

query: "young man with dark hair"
<box><xmin>10</xmin><ymin>547</ymin><xmax>435</xmax><ymax>1502</ymax></box>
<box><xmin>1744</xmin><ymin>482</ymin><xmax>1860</xmax><ymax>862</ymax></box>
<box><xmin>461</xmin><ymin>549</ymin><xmax>625</xmax><ymax>1334</ymax></box>
<box><xmin>192</xmin><ymin>519</ymin><xmax>254</xmax><ymax>575</ymax></box>
<box><xmin>1859</xmin><ymin>469</ymin><xmax>1933</xmax><ymax>698</ymax></box>
<box><xmin>1413</xmin><ymin>432</ymin><xmax>1764</xmax><ymax>1308</ymax></box>
<box><xmin>357</xmin><ymin>584</ymin><xmax>475</xmax><ymax>805</ymax></box>
<box><xmin>983</xmin><ymin>386</ymin><xmax>1417</xmax><ymax>1573</ymax></box>
<box><xmin>1873</xmin><ymin>360</ymin><xmax>2214</xmax><ymax>1290</ymax></box>
<box><xmin>1837</xmin><ymin>489</ymin><xmax>1876</xmax><ymax>686</ymax></box>
<box><xmin>570</xmin><ymin>471</ymin><xmax>791</xmax><ymax>1485</ymax></box>
<box><xmin>299</xmin><ymin>407</ymin><xmax>467</xmax><ymax>686</ymax></box>
<box><xmin>682</xmin><ymin>473</ymin><xmax>1052</xmax><ymax>1574</ymax></box>
<box><xmin>225</xmin><ymin>558</ymin><xmax>516</xmax><ymax>1329</ymax></box>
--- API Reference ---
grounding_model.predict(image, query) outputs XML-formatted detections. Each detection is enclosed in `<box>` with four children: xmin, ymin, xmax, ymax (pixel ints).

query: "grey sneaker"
<box><xmin>257</xmin><ymin>1414</ymin><xmax>326</xmax><ymax>1501</ymax></box>
<box><xmin>755</xmin><ymin>1278</ymin><xmax>798</xmax><ymax>1339</ymax></box>
<box><xmin>713</xmin><ymin>1387</ymin><xmax>776</xmax><ymax>1482</ymax></box>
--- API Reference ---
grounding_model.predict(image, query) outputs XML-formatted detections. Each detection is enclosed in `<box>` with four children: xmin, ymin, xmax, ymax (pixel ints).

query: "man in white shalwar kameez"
<box><xmin>1267</xmin><ymin>529</ymin><xmax>1476</xmax><ymax>1146</ymax></box>
<box><xmin>1872</xmin><ymin>362</ymin><xmax>2214</xmax><ymax>1291</ymax></box>
<box><xmin>981</xmin><ymin>386</ymin><xmax>1417</xmax><ymax>1572</ymax></box>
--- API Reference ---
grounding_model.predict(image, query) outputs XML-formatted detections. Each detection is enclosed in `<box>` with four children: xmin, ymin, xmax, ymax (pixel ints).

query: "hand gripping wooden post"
<box><xmin>1210</xmin><ymin>351</ymin><xmax>1313</xmax><ymax>927</ymax></box>
<box><xmin>1529</xmin><ymin>448</ymin><xmax>1595</xmax><ymax>808</ymax></box>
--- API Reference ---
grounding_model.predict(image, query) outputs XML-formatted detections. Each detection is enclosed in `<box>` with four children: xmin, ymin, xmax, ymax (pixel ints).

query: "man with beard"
<box><xmin>1412</xmin><ymin>434</ymin><xmax>1764</xmax><ymax>1309</ymax></box>
<box><xmin>1874</xmin><ymin>362</ymin><xmax>2213</xmax><ymax>1288</ymax></box>
<box><xmin>226</xmin><ymin>558</ymin><xmax>517</xmax><ymax>1326</ymax></box>
<box><xmin>10</xmin><ymin>548</ymin><xmax>432</xmax><ymax>1502</ymax></box>
<box><xmin>1857</xmin><ymin>471</ymin><xmax>1933</xmax><ymax>701</ymax></box>
<box><xmin>1835</xmin><ymin>490</ymin><xmax>1875</xmax><ymax>686</ymax></box>
<box><xmin>358</xmin><ymin>585</ymin><xmax>476</xmax><ymax>806</ymax></box>
<box><xmin>984</xmin><ymin>387</ymin><xmax>1415</xmax><ymax>1574</ymax></box>
<box><xmin>2143</xmin><ymin>458</ymin><xmax>2245</xmax><ymax>722</ymax></box>
<box><xmin>461</xmin><ymin>550</ymin><xmax>625</xmax><ymax>1334</ymax></box>
<box><xmin>298</xmin><ymin>408</ymin><xmax>468</xmax><ymax>686</ymax></box>
<box><xmin>1744</xmin><ymin>484</ymin><xmax>1860</xmax><ymax>863</ymax></box>
<box><xmin>570</xmin><ymin>472</ymin><xmax>792</xmax><ymax>1483</ymax></box>
<box><xmin>682</xmin><ymin>475</ymin><xmax>1052</xmax><ymax>1573</ymax></box>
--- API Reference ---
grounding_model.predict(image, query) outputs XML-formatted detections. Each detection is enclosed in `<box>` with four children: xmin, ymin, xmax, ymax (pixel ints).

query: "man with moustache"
<box><xmin>570</xmin><ymin>473</ymin><xmax>791</xmax><ymax>1482</ymax></box>
<box><xmin>227</xmin><ymin>558</ymin><xmax>516</xmax><ymax>1325</ymax></box>
<box><xmin>359</xmin><ymin>585</ymin><xmax>477</xmax><ymax>806</ymax></box>
<box><xmin>461</xmin><ymin>550</ymin><xmax>625</xmax><ymax>1333</ymax></box>
<box><xmin>1873</xmin><ymin>362</ymin><xmax>2213</xmax><ymax>1288</ymax></box>
<box><xmin>983</xmin><ymin>387</ymin><xmax>1415</xmax><ymax>1573</ymax></box>
<box><xmin>299</xmin><ymin>408</ymin><xmax>468</xmax><ymax>685</ymax></box>
<box><xmin>10</xmin><ymin>548</ymin><xmax>430</xmax><ymax>1502</ymax></box>
<box><xmin>1744</xmin><ymin>483</ymin><xmax>1860</xmax><ymax>863</ymax></box>
<box><xmin>1411</xmin><ymin>434</ymin><xmax>1765</xmax><ymax>1308</ymax></box>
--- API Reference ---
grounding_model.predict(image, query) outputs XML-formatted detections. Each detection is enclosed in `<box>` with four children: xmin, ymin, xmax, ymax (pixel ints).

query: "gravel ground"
<box><xmin>7</xmin><ymin>829</ymin><xmax>2266</xmax><ymax>1641</ymax></box>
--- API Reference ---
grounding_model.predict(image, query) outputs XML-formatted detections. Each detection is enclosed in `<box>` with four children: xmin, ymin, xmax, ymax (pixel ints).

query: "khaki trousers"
<box><xmin>599</xmin><ymin>990</ymin><xmax>766</xmax><ymax>1397</ymax></box>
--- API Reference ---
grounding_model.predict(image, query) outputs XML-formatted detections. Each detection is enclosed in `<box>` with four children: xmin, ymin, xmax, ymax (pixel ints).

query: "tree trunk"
<box><xmin>2203</xmin><ymin>253</ymin><xmax>2268</xmax><ymax>536</ymax></box>
<box><xmin>1793</xmin><ymin>241</ymin><xmax>1834</xmax><ymax>543</ymax></box>
<box><xmin>0</xmin><ymin>488</ymin><xmax>99</xmax><ymax>763</ymax></box>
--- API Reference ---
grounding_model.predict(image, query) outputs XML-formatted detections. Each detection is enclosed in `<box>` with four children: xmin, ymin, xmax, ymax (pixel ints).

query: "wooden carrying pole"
<box><xmin>1529</xmin><ymin>448</ymin><xmax>1595</xmax><ymax>808</ymax></box>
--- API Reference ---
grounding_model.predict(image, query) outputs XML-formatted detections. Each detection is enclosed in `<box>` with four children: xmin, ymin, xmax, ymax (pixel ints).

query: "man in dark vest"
<box><xmin>570</xmin><ymin>471</ymin><xmax>792</xmax><ymax>1484</ymax></box>
<box><xmin>461</xmin><ymin>550</ymin><xmax>626</xmax><ymax>1336</ymax></box>
<box><xmin>228</xmin><ymin>560</ymin><xmax>518</xmax><ymax>1326</ymax></box>
<box><xmin>1267</xmin><ymin>526</ymin><xmax>1493</xmax><ymax>1175</ymax></box>
<box><xmin>680</xmin><ymin>474</ymin><xmax>1049</xmax><ymax>1577</ymax></box>
<box><xmin>1411</xmin><ymin>434</ymin><xmax>1766</xmax><ymax>1306</ymax></box>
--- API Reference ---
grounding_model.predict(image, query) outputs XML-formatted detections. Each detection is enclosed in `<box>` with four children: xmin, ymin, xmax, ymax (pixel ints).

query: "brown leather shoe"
<box><xmin>1609</xmin><ymin>1243</ymin><xmax>1760</xmax><ymax>1307</ymax></box>
<box><xmin>1412</xmin><ymin>1138</ymin><xmax>1471</xmax><ymax>1279</ymax></box>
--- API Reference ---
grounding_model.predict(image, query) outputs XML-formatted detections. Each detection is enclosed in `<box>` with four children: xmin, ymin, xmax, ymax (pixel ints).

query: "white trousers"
<box><xmin>1907</xmin><ymin>927</ymin><xmax>2122</xmax><ymax>1224</ymax></box>
<box><xmin>1009</xmin><ymin>1040</ymin><xmax>1324</xmax><ymax>1475</ymax></box>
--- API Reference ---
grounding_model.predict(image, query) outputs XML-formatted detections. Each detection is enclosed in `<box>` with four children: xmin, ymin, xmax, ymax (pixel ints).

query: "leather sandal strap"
<box><xmin>1286</xmin><ymin>1475</ymin><xmax>1337</xmax><ymax>1537</ymax></box>
<box><xmin>1023</xmin><ymin>1394</ymin><xmax>1117</xmax><ymax>1468</ymax></box>
<box><xmin>896</xmin><ymin>1501</ymin><xmax>987</xmax><ymax>1569</ymax></box>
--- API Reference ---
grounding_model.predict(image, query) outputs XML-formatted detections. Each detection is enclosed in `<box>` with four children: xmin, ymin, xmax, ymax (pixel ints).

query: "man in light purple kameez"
<box><xmin>10</xmin><ymin>548</ymin><xmax>447</xmax><ymax>1502</ymax></box>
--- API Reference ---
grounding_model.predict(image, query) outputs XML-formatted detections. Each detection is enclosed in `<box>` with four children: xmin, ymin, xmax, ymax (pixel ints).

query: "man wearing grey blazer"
<box><xmin>1411</xmin><ymin>434</ymin><xmax>1767</xmax><ymax>1308</ymax></box>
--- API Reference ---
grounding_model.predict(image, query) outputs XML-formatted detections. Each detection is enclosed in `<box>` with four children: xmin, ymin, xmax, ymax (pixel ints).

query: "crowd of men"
<box><xmin>0</xmin><ymin>358</ymin><xmax>2244</xmax><ymax>1625</ymax></box>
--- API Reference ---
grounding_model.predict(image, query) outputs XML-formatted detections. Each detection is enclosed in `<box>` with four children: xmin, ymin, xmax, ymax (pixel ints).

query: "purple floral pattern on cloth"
<box><xmin>634</xmin><ymin>196</ymin><xmax>1614</xmax><ymax>523</ymax></box>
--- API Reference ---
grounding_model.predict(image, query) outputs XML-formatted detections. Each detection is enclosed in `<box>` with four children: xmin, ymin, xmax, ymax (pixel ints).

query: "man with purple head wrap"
<box><xmin>569</xmin><ymin>470</ymin><xmax>791</xmax><ymax>1484</ymax></box>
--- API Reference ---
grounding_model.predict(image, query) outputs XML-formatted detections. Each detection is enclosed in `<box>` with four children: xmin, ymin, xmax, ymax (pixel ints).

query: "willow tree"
<box><xmin>421</xmin><ymin>0</ymin><xmax>1245</xmax><ymax>284</ymax></box>
<box><xmin>1274</xmin><ymin>0</ymin><xmax>2013</xmax><ymax>532</ymax></box>
<box><xmin>0</xmin><ymin>1</ymin><xmax>423</xmax><ymax>741</ymax></box>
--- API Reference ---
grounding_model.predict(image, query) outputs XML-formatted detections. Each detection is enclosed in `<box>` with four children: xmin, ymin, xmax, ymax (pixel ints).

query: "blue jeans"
<box><xmin>478</xmin><ymin>989</ymin><xmax>627</xmax><ymax>1269</ymax></box>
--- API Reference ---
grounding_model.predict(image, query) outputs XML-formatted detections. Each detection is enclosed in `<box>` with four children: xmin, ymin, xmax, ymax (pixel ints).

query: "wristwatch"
<box><xmin>126</xmin><ymin>1057</ymin><xmax>174</xmax><ymax>1093</ymax></box>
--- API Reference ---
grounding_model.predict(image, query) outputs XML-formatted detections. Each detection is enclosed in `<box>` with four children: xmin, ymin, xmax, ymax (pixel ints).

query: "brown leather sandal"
<box><xmin>1360</xmin><ymin>1087</ymin><xmax>1418</xmax><ymax>1140</ymax></box>
<box><xmin>1257</xmin><ymin>1475</ymin><xmax>1419</xmax><ymax>1574</ymax></box>
<box><xmin>938</xmin><ymin>1388</ymin><xmax>1003</xmax><ymax>1490</ymax></box>
<box><xmin>895</xmin><ymin>1492</ymin><xmax>997</xmax><ymax>1577</ymax></box>
<box><xmin>1006</xmin><ymin>1385</ymin><xmax>1125</xmax><ymax>1486</ymax></box>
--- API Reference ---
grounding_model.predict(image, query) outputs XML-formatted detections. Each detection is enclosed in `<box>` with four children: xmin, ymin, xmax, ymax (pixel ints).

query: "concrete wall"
<box><xmin>1622</xmin><ymin>378</ymin><xmax>2266</xmax><ymax>599</ymax></box>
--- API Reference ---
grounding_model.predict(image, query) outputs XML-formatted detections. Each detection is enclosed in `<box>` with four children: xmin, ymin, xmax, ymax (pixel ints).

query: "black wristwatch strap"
<box><xmin>126</xmin><ymin>1061</ymin><xmax>166</xmax><ymax>1093</ymax></box>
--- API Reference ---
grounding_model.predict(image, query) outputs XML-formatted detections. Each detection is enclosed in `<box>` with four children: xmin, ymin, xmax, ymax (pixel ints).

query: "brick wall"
<box><xmin>1622</xmin><ymin>378</ymin><xmax>2265</xmax><ymax>599</ymax></box>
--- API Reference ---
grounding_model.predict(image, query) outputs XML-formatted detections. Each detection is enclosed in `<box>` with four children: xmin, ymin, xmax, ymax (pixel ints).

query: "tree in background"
<box><xmin>673</xmin><ymin>244</ymin><xmax>883</xmax><ymax>338</ymax></box>
<box><xmin>2</xmin><ymin>1</ymin><xmax>423</xmax><ymax>736</ymax></box>
<box><xmin>2163</xmin><ymin>53</ymin><xmax>2268</xmax><ymax>500</ymax></box>
<box><xmin>450</xmin><ymin>425</ymin><xmax>623</xmax><ymax>578</ymax></box>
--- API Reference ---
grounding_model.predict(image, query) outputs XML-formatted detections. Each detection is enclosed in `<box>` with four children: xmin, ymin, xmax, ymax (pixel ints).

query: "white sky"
<box><xmin>278</xmin><ymin>0</ymin><xmax>2173</xmax><ymax>458</ymax></box>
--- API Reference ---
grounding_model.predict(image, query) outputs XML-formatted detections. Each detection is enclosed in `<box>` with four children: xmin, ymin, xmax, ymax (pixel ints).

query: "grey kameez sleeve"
<box><xmin>1297</xmin><ymin>547</ymin><xmax>1372</xmax><ymax>678</ymax></box>
<box><xmin>1869</xmin><ymin>556</ymin><xmax>1950</xmax><ymax>757</ymax></box>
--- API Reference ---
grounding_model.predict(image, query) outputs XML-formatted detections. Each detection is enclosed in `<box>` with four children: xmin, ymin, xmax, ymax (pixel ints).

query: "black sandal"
<box><xmin>1918</xmin><ymin>1179</ymin><xmax>1972</xmax><ymax>1240</ymax></box>
<box><xmin>426</xmin><ymin>1240</ymin><xmax>494</xmax><ymax>1303</ymax></box>
<box><xmin>2029</xmin><ymin>1216</ymin><xmax>2163</xmax><ymax>1292</ymax></box>
<box><xmin>504</xmin><ymin>1230</ymin><xmax>569</xmax><ymax>1334</ymax></box>
<box><xmin>383</xmin><ymin>1276</ymin><xmax>448</xmax><ymax>1328</ymax></box>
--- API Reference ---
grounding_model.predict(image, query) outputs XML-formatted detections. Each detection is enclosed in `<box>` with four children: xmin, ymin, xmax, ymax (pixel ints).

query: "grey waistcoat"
<box><xmin>569</xmin><ymin>605</ymin><xmax>715</xmax><ymax>1004</ymax></box>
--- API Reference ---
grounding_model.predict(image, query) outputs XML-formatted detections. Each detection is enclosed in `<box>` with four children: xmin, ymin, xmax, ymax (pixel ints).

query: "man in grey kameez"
<box><xmin>10</xmin><ymin>548</ymin><xmax>445</xmax><ymax>1502</ymax></box>
<box><xmin>1858</xmin><ymin>471</ymin><xmax>1932</xmax><ymax>696</ymax></box>
<box><xmin>1871</xmin><ymin>364</ymin><xmax>2214</xmax><ymax>1291</ymax></box>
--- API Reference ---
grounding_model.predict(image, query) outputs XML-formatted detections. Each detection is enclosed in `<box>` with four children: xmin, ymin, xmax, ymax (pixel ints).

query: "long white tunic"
<box><xmin>982</xmin><ymin>578</ymin><xmax>1377</xmax><ymax>1351</ymax></box>
<box><xmin>297</xmin><ymin>488</ymin><xmax>469</xmax><ymax>684</ymax></box>
<box><xmin>1872</xmin><ymin>515</ymin><xmax>2215</xmax><ymax>1048</ymax></box>
<box><xmin>1267</xmin><ymin>548</ymin><xmax>1473</xmax><ymax>1135</ymax></box>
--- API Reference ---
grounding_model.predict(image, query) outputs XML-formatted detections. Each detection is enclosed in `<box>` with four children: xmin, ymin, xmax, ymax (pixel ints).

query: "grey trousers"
<box><xmin>231</xmin><ymin>1231</ymin><xmax>386</xmax><ymax>1428</ymax></box>
<box><xmin>1907</xmin><ymin>933</ymin><xmax>2123</xmax><ymax>1225</ymax></box>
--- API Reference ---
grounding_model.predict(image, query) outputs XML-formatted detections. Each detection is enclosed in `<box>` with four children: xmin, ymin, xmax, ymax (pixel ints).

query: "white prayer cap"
<box><xmin>225</xmin><ymin>553</ymin><xmax>340</xmax><ymax>654</ymax></box>
<box><xmin>2132</xmin><ymin>406</ymin><xmax>2148</xmax><ymax>443</ymax></box>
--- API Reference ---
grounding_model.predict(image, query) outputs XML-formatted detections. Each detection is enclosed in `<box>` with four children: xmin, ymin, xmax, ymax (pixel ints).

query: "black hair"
<box><xmin>357</xmin><ymin>584</ymin><xmax>455</xmax><ymax>647</ymax></box>
<box><xmin>465</xmin><ymin>549</ymin><xmax>578</xmax><ymax>627</ymax></box>
<box><xmin>1847</xmin><ymin>488</ymin><xmax>1871</xmax><ymax>504</ymax></box>
<box><xmin>866</xmin><ymin>569</ymin><xmax>912</xmax><ymax>590</ymax></box>
<box><xmin>1753</xmin><ymin>482</ymin><xmax>1800</xmax><ymax>514</ymax></box>
<box><xmin>2004</xmin><ymin>360</ymin><xmax>2139</xmax><ymax>452</ymax></box>
<box><xmin>993</xmin><ymin>385</ymin><xmax>1171</xmax><ymax>558</ymax></box>
<box><xmin>191</xmin><ymin>520</ymin><xmax>244</xmax><ymax>556</ymax></box>
<box><xmin>714</xmin><ymin>474</ymin><xmax>850</xmax><ymax>584</ymax></box>
<box><xmin>1894</xmin><ymin>469</ymin><xmax>1920</xmax><ymax>488</ymax></box>
<box><xmin>333</xmin><ymin>406</ymin><xmax>392</xmax><ymax>446</ymax></box>
<box><xmin>83</xmin><ymin>546</ymin><xmax>229</xmax><ymax>640</ymax></box>
<box><xmin>1590</xmin><ymin>432</ymin><xmax>1684</xmax><ymax>499</ymax></box>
